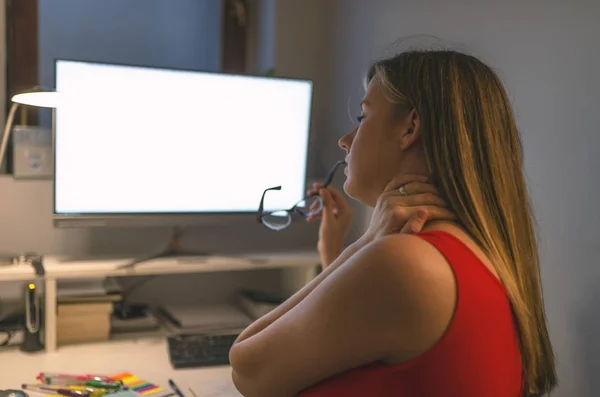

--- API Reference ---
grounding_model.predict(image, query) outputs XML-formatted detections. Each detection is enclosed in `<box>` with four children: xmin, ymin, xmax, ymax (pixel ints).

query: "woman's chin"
<box><xmin>342</xmin><ymin>177</ymin><xmax>351</xmax><ymax>192</ymax></box>
<box><xmin>343</xmin><ymin>178</ymin><xmax>359</xmax><ymax>201</ymax></box>
<box><xmin>343</xmin><ymin>178</ymin><xmax>378</xmax><ymax>207</ymax></box>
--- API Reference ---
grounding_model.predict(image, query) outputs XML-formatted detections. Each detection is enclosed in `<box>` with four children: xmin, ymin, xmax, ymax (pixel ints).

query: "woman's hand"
<box><xmin>306</xmin><ymin>183</ymin><xmax>353</xmax><ymax>269</ymax></box>
<box><xmin>361</xmin><ymin>174</ymin><xmax>456</xmax><ymax>244</ymax></box>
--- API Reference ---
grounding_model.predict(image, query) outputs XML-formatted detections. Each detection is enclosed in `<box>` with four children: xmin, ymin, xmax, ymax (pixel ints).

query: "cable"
<box><xmin>0</xmin><ymin>103</ymin><xmax>19</xmax><ymax>168</ymax></box>
<box><xmin>0</xmin><ymin>330</ymin><xmax>16</xmax><ymax>347</ymax></box>
<box><xmin>111</xmin><ymin>275</ymin><xmax>157</xmax><ymax>319</ymax></box>
<box><xmin>120</xmin><ymin>275</ymin><xmax>157</xmax><ymax>301</ymax></box>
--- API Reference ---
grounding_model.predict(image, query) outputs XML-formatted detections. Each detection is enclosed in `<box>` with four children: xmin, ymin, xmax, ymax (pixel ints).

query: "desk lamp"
<box><xmin>0</xmin><ymin>87</ymin><xmax>60</xmax><ymax>172</ymax></box>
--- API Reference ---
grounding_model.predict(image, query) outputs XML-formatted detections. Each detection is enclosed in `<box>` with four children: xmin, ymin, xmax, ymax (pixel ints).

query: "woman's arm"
<box><xmin>233</xmin><ymin>237</ymin><xmax>367</xmax><ymax>344</ymax></box>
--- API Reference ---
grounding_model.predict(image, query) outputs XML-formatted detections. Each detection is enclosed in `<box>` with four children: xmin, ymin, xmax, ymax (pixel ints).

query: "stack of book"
<box><xmin>56</xmin><ymin>278</ymin><xmax>121</xmax><ymax>346</ymax></box>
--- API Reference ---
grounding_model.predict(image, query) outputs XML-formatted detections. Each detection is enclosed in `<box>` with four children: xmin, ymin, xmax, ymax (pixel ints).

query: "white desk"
<box><xmin>0</xmin><ymin>337</ymin><xmax>241</xmax><ymax>396</ymax></box>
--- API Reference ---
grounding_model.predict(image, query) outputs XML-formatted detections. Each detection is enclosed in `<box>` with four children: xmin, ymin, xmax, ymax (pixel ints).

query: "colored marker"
<box><xmin>41</xmin><ymin>385</ymin><xmax>106</xmax><ymax>397</ymax></box>
<box><xmin>80</xmin><ymin>381</ymin><xmax>121</xmax><ymax>391</ymax></box>
<box><xmin>21</xmin><ymin>384</ymin><xmax>90</xmax><ymax>397</ymax></box>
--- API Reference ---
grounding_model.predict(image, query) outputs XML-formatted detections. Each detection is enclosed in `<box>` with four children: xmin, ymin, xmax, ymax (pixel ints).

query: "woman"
<box><xmin>230</xmin><ymin>49</ymin><xmax>557</xmax><ymax>396</ymax></box>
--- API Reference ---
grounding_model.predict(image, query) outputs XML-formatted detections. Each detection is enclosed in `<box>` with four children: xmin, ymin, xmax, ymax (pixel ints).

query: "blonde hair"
<box><xmin>367</xmin><ymin>50</ymin><xmax>556</xmax><ymax>396</ymax></box>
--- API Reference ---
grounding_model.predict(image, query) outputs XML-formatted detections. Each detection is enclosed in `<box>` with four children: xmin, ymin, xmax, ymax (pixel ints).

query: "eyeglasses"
<box><xmin>257</xmin><ymin>160</ymin><xmax>346</xmax><ymax>231</ymax></box>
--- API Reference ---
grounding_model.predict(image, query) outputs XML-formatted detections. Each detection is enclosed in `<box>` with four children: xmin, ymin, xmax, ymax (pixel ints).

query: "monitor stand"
<box><xmin>119</xmin><ymin>227</ymin><xmax>214</xmax><ymax>269</ymax></box>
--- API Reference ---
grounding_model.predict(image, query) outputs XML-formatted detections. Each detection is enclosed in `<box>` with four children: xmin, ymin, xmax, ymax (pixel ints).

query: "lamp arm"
<box><xmin>0</xmin><ymin>102</ymin><xmax>20</xmax><ymax>170</ymax></box>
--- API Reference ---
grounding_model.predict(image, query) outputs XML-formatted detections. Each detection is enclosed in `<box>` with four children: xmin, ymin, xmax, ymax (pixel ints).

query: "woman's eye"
<box><xmin>356</xmin><ymin>115</ymin><xmax>365</xmax><ymax>123</ymax></box>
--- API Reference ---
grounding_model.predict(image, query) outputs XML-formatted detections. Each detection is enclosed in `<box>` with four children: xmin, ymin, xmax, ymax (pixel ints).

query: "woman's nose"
<box><xmin>338</xmin><ymin>129</ymin><xmax>355</xmax><ymax>152</ymax></box>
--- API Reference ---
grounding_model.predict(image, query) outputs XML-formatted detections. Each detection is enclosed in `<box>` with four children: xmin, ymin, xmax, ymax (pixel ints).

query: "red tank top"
<box><xmin>299</xmin><ymin>230</ymin><xmax>523</xmax><ymax>397</ymax></box>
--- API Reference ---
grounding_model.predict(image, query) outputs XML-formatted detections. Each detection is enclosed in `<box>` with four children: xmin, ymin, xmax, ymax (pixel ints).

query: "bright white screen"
<box><xmin>54</xmin><ymin>60</ymin><xmax>312</xmax><ymax>214</ymax></box>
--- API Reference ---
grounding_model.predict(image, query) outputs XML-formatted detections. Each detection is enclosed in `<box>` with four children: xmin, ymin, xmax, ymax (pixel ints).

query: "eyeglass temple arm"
<box><xmin>321</xmin><ymin>160</ymin><xmax>347</xmax><ymax>188</ymax></box>
<box><xmin>257</xmin><ymin>186</ymin><xmax>282</xmax><ymax>222</ymax></box>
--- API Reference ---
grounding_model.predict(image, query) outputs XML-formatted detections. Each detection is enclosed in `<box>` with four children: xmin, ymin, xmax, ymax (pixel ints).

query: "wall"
<box><xmin>246</xmin><ymin>0</ymin><xmax>275</xmax><ymax>76</ymax></box>
<box><xmin>324</xmin><ymin>0</ymin><xmax>600</xmax><ymax>395</ymax></box>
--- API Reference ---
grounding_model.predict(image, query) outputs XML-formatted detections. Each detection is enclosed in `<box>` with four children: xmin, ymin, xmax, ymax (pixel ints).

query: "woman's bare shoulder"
<box><xmin>355</xmin><ymin>234</ymin><xmax>458</xmax><ymax>364</ymax></box>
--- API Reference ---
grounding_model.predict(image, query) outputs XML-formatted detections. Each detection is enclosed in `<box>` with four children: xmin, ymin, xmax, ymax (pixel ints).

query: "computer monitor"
<box><xmin>52</xmin><ymin>59</ymin><xmax>313</xmax><ymax>228</ymax></box>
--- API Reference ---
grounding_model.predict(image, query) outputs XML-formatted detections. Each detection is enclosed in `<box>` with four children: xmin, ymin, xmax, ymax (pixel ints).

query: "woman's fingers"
<box><xmin>397</xmin><ymin>181</ymin><xmax>440</xmax><ymax>196</ymax></box>
<box><xmin>389</xmin><ymin>192</ymin><xmax>448</xmax><ymax>208</ymax></box>
<box><xmin>416</xmin><ymin>206</ymin><xmax>456</xmax><ymax>221</ymax></box>
<box><xmin>399</xmin><ymin>210</ymin><xmax>429</xmax><ymax>234</ymax></box>
<box><xmin>319</xmin><ymin>189</ymin><xmax>336</xmax><ymax>224</ymax></box>
<box><xmin>307</xmin><ymin>183</ymin><xmax>323</xmax><ymax>197</ymax></box>
<box><xmin>307</xmin><ymin>214</ymin><xmax>322</xmax><ymax>222</ymax></box>
<box><xmin>383</xmin><ymin>174</ymin><xmax>428</xmax><ymax>192</ymax></box>
<box><xmin>307</xmin><ymin>183</ymin><xmax>351</xmax><ymax>217</ymax></box>
<box><xmin>325</xmin><ymin>187</ymin><xmax>352</xmax><ymax>214</ymax></box>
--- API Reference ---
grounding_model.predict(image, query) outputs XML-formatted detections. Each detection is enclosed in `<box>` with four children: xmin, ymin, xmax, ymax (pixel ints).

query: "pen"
<box><xmin>168</xmin><ymin>379</ymin><xmax>185</xmax><ymax>397</ymax></box>
<box><xmin>21</xmin><ymin>384</ymin><xmax>90</xmax><ymax>397</ymax></box>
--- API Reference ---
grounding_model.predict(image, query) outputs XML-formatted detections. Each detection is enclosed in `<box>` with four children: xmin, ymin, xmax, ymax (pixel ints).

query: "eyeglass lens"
<box><xmin>260</xmin><ymin>160</ymin><xmax>346</xmax><ymax>230</ymax></box>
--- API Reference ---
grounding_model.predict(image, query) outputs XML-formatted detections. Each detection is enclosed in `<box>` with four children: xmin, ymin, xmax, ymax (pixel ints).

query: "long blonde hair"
<box><xmin>367</xmin><ymin>50</ymin><xmax>556</xmax><ymax>396</ymax></box>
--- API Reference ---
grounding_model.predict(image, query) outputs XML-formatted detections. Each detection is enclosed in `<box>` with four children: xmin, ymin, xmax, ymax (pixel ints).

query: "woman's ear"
<box><xmin>397</xmin><ymin>109</ymin><xmax>421</xmax><ymax>150</ymax></box>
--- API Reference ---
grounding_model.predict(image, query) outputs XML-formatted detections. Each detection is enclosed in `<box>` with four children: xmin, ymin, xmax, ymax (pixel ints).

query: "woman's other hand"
<box><xmin>362</xmin><ymin>174</ymin><xmax>456</xmax><ymax>244</ymax></box>
<box><xmin>306</xmin><ymin>184</ymin><xmax>353</xmax><ymax>269</ymax></box>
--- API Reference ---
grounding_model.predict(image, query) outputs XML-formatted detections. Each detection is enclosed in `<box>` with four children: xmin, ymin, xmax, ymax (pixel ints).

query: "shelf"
<box><xmin>43</xmin><ymin>251</ymin><xmax>321</xmax><ymax>279</ymax></box>
<box><xmin>0</xmin><ymin>264</ymin><xmax>37</xmax><ymax>281</ymax></box>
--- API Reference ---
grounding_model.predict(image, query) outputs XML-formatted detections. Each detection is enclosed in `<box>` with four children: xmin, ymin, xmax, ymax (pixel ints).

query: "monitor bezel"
<box><xmin>52</xmin><ymin>58</ymin><xmax>314</xmax><ymax>228</ymax></box>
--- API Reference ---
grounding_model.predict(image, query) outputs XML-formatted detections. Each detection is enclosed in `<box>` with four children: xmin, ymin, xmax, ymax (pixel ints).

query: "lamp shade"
<box><xmin>0</xmin><ymin>87</ymin><xmax>60</xmax><ymax>171</ymax></box>
<box><xmin>11</xmin><ymin>91</ymin><xmax>60</xmax><ymax>108</ymax></box>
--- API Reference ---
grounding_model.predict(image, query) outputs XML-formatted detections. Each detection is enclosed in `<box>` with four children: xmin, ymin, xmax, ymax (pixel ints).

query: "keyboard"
<box><xmin>167</xmin><ymin>332</ymin><xmax>240</xmax><ymax>369</ymax></box>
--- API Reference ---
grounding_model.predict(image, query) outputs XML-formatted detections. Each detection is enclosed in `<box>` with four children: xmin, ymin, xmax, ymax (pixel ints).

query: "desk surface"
<box><xmin>0</xmin><ymin>337</ymin><xmax>241</xmax><ymax>397</ymax></box>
